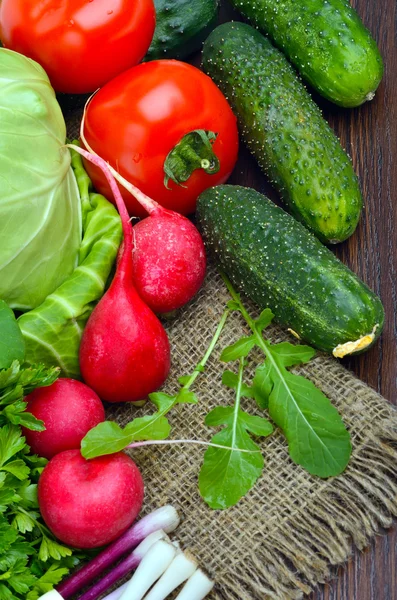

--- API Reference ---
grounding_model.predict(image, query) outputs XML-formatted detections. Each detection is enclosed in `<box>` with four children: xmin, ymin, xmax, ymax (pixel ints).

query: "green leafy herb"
<box><xmin>0</xmin><ymin>362</ymin><xmax>58</xmax><ymax>429</ymax></box>
<box><xmin>222</xmin><ymin>272</ymin><xmax>352</xmax><ymax>478</ymax></box>
<box><xmin>0</xmin><ymin>301</ymin><xmax>25</xmax><ymax>370</ymax></box>
<box><xmin>0</xmin><ymin>361</ymin><xmax>82</xmax><ymax>599</ymax></box>
<box><xmin>82</xmin><ymin>308</ymin><xmax>230</xmax><ymax>459</ymax></box>
<box><xmin>199</xmin><ymin>359</ymin><xmax>273</xmax><ymax>509</ymax></box>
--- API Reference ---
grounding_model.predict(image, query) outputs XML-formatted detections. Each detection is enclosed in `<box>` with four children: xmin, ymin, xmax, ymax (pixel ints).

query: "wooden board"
<box><xmin>215</xmin><ymin>1</ymin><xmax>397</xmax><ymax>598</ymax></box>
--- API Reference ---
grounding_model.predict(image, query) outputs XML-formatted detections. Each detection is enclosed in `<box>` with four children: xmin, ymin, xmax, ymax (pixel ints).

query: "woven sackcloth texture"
<box><xmin>65</xmin><ymin>108</ymin><xmax>397</xmax><ymax>600</ymax></box>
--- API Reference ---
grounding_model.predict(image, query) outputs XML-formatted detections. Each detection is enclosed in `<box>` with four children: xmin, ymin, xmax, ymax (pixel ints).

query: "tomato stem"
<box><xmin>163</xmin><ymin>129</ymin><xmax>220</xmax><ymax>189</ymax></box>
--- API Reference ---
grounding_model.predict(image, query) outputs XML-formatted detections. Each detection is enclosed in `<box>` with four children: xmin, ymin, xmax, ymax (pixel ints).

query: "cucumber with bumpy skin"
<box><xmin>197</xmin><ymin>185</ymin><xmax>384</xmax><ymax>357</ymax></box>
<box><xmin>230</xmin><ymin>0</ymin><xmax>383</xmax><ymax>107</ymax></box>
<box><xmin>145</xmin><ymin>0</ymin><xmax>218</xmax><ymax>61</ymax></box>
<box><xmin>202</xmin><ymin>22</ymin><xmax>363</xmax><ymax>244</ymax></box>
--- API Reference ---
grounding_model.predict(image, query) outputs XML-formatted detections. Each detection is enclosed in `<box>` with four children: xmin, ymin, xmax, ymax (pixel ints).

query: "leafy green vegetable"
<box><xmin>222</xmin><ymin>273</ymin><xmax>352</xmax><ymax>478</ymax></box>
<box><xmin>83</xmin><ymin>274</ymin><xmax>350</xmax><ymax>511</ymax></box>
<box><xmin>0</xmin><ymin>302</ymin><xmax>24</xmax><ymax>370</ymax></box>
<box><xmin>199</xmin><ymin>359</ymin><xmax>273</xmax><ymax>509</ymax></box>
<box><xmin>0</xmin><ymin>362</ymin><xmax>58</xmax><ymax>429</ymax></box>
<box><xmin>81</xmin><ymin>308</ymin><xmax>230</xmax><ymax>459</ymax></box>
<box><xmin>0</xmin><ymin>361</ymin><xmax>83</xmax><ymax>599</ymax></box>
<box><xmin>18</xmin><ymin>147</ymin><xmax>122</xmax><ymax>378</ymax></box>
<box><xmin>0</xmin><ymin>49</ymin><xmax>82</xmax><ymax>311</ymax></box>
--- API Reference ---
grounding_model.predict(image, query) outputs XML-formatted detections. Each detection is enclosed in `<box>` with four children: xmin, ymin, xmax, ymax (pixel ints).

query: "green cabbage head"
<box><xmin>0</xmin><ymin>48</ymin><xmax>81</xmax><ymax>310</ymax></box>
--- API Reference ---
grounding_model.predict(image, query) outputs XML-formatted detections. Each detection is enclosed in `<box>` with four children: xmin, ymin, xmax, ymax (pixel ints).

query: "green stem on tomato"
<box><xmin>163</xmin><ymin>130</ymin><xmax>220</xmax><ymax>189</ymax></box>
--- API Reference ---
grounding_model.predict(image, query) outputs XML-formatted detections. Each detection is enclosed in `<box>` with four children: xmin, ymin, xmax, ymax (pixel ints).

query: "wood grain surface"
<box><xmin>215</xmin><ymin>1</ymin><xmax>397</xmax><ymax>598</ymax></box>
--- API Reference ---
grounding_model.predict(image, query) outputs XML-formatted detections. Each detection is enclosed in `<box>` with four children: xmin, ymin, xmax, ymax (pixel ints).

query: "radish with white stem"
<box><xmin>143</xmin><ymin>550</ymin><xmax>198</xmax><ymax>600</ymax></box>
<box><xmin>77</xmin><ymin>133</ymin><xmax>206</xmax><ymax>315</ymax></box>
<box><xmin>174</xmin><ymin>569</ymin><xmax>215</xmax><ymax>600</ymax></box>
<box><xmin>57</xmin><ymin>506</ymin><xmax>179</xmax><ymax>599</ymax></box>
<box><xmin>118</xmin><ymin>540</ymin><xmax>177</xmax><ymax>600</ymax></box>
<box><xmin>76</xmin><ymin>530</ymin><xmax>170</xmax><ymax>600</ymax></box>
<box><xmin>66</xmin><ymin>144</ymin><xmax>171</xmax><ymax>403</ymax></box>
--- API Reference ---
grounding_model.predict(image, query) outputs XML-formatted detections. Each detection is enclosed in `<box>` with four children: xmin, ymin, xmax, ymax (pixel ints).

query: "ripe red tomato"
<box><xmin>0</xmin><ymin>0</ymin><xmax>155</xmax><ymax>94</ymax></box>
<box><xmin>82</xmin><ymin>60</ymin><xmax>239</xmax><ymax>216</ymax></box>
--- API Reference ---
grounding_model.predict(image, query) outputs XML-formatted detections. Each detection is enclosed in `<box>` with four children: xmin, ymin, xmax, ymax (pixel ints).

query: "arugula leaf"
<box><xmin>0</xmin><ymin>302</ymin><xmax>25</xmax><ymax>370</ymax></box>
<box><xmin>255</xmin><ymin>308</ymin><xmax>274</xmax><ymax>332</ymax></box>
<box><xmin>220</xmin><ymin>336</ymin><xmax>255</xmax><ymax>362</ymax></box>
<box><xmin>199</xmin><ymin>360</ymin><xmax>273</xmax><ymax>509</ymax></box>
<box><xmin>270</xmin><ymin>342</ymin><xmax>316</xmax><ymax>367</ymax></box>
<box><xmin>252</xmin><ymin>362</ymin><xmax>273</xmax><ymax>409</ymax></box>
<box><xmin>268</xmin><ymin>371</ymin><xmax>352</xmax><ymax>477</ymax></box>
<box><xmin>222</xmin><ymin>370</ymin><xmax>255</xmax><ymax>399</ymax></box>
<box><xmin>221</xmin><ymin>272</ymin><xmax>352</xmax><ymax>479</ymax></box>
<box><xmin>81</xmin><ymin>416</ymin><xmax>171</xmax><ymax>460</ymax></box>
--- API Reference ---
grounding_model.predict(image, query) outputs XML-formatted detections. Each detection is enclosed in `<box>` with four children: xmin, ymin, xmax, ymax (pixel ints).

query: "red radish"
<box><xmin>22</xmin><ymin>378</ymin><xmax>105</xmax><ymax>459</ymax></box>
<box><xmin>38</xmin><ymin>449</ymin><xmax>144</xmax><ymax>549</ymax></box>
<box><xmin>72</xmin><ymin>146</ymin><xmax>171</xmax><ymax>403</ymax></box>
<box><xmin>79</xmin><ymin>127</ymin><xmax>207</xmax><ymax>314</ymax></box>
<box><xmin>132</xmin><ymin>209</ymin><xmax>206</xmax><ymax>314</ymax></box>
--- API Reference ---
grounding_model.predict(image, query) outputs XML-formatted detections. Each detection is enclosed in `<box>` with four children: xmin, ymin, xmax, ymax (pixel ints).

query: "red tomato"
<box><xmin>0</xmin><ymin>0</ymin><xmax>155</xmax><ymax>94</ymax></box>
<box><xmin>82</xmin><ymin>60</ymin><xmax>239</xmax><ymax>216</ymax></box>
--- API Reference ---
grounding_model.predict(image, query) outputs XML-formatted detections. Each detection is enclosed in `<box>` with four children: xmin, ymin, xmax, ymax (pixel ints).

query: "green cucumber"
<box><xmin>145</xmin><ymin>0</ymin><xmax>219</xmax><ymax>61</ymax></box>
<box><xmin>230</xmin><ymin>0</ymin><xmax>383</xmax><ymax>107</ymax></box>
<box><xmin>202</xmin><ymin>22</ymin><xmax>363</xmax><ymax>244</ymax></box>
<box><xmin>197</xmin><ymin>185</ymin><xmax>384</xmax><ymax>357</ymax></box>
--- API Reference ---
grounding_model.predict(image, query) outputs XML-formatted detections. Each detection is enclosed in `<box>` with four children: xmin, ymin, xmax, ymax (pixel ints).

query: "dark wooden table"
<box><xmin>217</xmin><ymin>1</ymin><xmax>397</xmax><ymax>598</ymax></box>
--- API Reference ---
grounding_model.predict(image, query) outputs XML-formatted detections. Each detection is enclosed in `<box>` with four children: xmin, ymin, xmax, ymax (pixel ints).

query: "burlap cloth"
<box><xmin>65</xmin><ymin>108</ymin><xmax>397</xmax><ymax>600</ymax></box>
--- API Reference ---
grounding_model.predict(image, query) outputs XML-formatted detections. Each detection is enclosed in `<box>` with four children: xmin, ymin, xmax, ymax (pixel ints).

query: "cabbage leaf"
<box><xmin>0</xmin><ymin>49</ymin><xmax>81</xmax><ymax>310</ymax></box>
<box><xmin>17</xmin><ymin>148</ymin><xmax>122</xmax><ymax>378</ymax></box>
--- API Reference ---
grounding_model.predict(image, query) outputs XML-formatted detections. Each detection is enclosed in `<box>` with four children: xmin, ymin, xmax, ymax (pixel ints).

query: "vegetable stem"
<box><xmin>76</xmin><ymin>530</ymin><xmax>169</xmax><ymax>600</ymax></box>
<box><xmin>80</xmin><ymin>111</ymin><xmax>162</xmax><ymax>217</ymax></box>
<box><xmin>174</xmin><ymin>569</ymin><xmax>214</xmax><ymax>600</ymax></box>
<box><xmin>127</xmin><ymin>439</ymin><xmax>260</xmax><ymax>454</ymax></box>
<box><xmin>231</xmin><ymin>359</ymin><xmax>244</xmax><ymax>449</ymax></box>
<box><xmin>118</xmin><ymin>540</ymin><xmax>177</xmax><ymax>600</ymax></box>
<box><xmin>182</xmin><ymin>308</ymin><xmax>229</xmax><ymax>391</ymax></box>
<box><xmin>220</xmin><ymin>271</ymin><xmax>289</xmax><ymax>395</ymax></box>
<box><xmin>144</xmin><ymin>551</ymin><xmax>198</xmax><ymax>600</ymax></box>
<box><xmin>66</xmin><ymin>144</ymin><xmax>133</xmax><ymax>283</ymax></box>
<box><xmin>57</xmin><ymin>506</ymin><xmax>179</xmax><ymax>599</ymax></box>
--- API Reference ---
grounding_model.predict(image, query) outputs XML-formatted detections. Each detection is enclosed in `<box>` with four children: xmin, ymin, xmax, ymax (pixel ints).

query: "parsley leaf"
<box><xmin>0</xmin><ymin>361</ymin><xmax>83</xmax><ymax>598</ymax></box>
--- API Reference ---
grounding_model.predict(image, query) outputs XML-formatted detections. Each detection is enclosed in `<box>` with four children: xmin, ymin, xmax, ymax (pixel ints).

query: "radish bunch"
<box><xmin>74</xmin><ymin>144</ymin><xmax>206</xmax><ymax>403</ymax></box>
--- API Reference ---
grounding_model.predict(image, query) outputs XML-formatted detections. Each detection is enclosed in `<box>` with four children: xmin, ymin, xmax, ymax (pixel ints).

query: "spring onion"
<box><xmin>76</xmin><ymin>530</ymin><xmax>169</xmax><ymax>600</ymax></box>
<box><xmin>57</xmin><ymin>506</ymin><xmax>179</xmax><ymax>599</ymax></box>
<box><xmin>118</xmin><ymin>540</ymin><xmax>177</xmax><ymax>600</ymax></box>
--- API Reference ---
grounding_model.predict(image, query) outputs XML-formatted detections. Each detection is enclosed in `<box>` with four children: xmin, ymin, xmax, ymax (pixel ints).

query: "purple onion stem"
<box><xmin>57</xmin><ymin>506</ymin><xmax>179</xmax><ymax>599</ymax></box>
<box><xmin>76</xmin><ymin>549</ymin><xmax>141</xmax><ymax>600</ymax></box>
